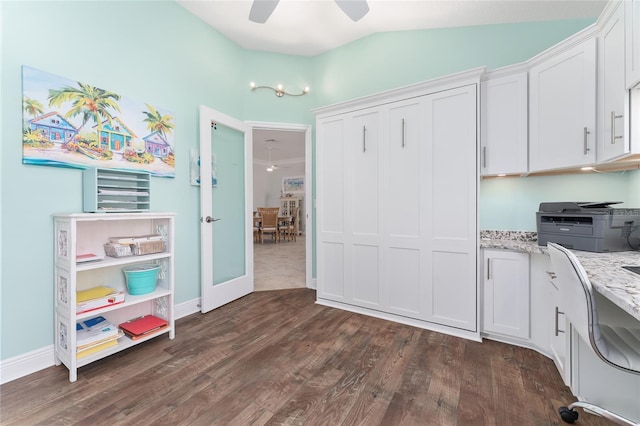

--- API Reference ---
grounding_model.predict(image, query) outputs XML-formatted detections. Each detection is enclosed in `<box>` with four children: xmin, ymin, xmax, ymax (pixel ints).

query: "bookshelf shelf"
<box><xmin>53</xmin><ymin>212</ymin><xmax>175</xmax><ymax>382</ymax></box>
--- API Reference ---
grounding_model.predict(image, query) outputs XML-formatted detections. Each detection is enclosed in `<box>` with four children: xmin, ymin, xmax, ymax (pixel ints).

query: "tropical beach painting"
<box><xmin>22</xmin><ymin>65</ymin><xmax>175</xmax><ymax>177</ymax></box>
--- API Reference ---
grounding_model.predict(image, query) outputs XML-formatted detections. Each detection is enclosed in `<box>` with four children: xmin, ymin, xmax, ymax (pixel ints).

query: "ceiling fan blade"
<box><xmin>335</xmin><ymin>0</ymin><xmax>369</xmax><ymax>22</ymax></box>
<box><xmin>249</xmin><ymin>0</ymin><xmax>280</xmax><ymax>24</ymax></box>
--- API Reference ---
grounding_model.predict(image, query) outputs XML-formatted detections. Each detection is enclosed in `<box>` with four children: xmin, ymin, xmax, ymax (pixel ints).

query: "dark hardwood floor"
<box><xmin>1</xmin><ymin>289</ymin><xmax>613</xmax><ymax>425</ymax></box>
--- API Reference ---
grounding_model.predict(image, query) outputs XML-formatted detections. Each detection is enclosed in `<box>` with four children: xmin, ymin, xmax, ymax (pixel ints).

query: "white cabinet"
<box><xmin>280</xmin><ymin>196</ymin><xmax>303</xmax><ymax>234</ymax></box>
<box><xmin>545</xmin><ymin>261</ymin><xmax>572</xmax><ymax>386</ymax></box>
<box><xmin>598</xmin><ymin>2</ymin><xmax>628</xmax><ymax>162</ymax></box>
<box><xmin>482</xmin><ymin>250</ymin><xmax>530</xmax><ymax>340</ymax></box>
<box><xmin>480</xmin><ymin>71</ymin><xmax>528</xmax><ymax>176</ymax></box>
<box><xmin>626</xmin><ymin>0</ymin><xmax>640</xmax><ymax>88</ymax></box>
<box><xmin>53</xmin><ymin>212</ymin><xmax>175</xmax><ymax>382</ymax></box>
<box><xmin>316</xmin><ymin>71</ymin><xmax>480</xmax><ymax>335</ymax></box>
<box><xmin>529</xmin><ymin>37</ymin><xmax>597</xmax><ymax>172</ymax></box>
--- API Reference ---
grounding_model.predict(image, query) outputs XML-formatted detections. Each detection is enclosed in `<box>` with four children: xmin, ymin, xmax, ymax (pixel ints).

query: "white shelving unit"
<box><xmin>53</xmin><ymin>212</ymin><xmax>175</xmax><ymax>382</ymax></box>
<box><xmin>83</xmin><ymin>168</ymin><xmax>151</xmax><ymax>213</ymax></box>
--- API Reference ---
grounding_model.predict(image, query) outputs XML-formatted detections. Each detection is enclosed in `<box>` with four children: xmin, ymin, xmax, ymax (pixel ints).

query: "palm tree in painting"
<box><xmin>142</xmin><ymin>103</ymin><xmax>174</xmax><ymax>137</ymax></box>
<box><xmin>23</xmin><ymin>96</ymin><xmax>44</xmax><ymax>119</ymax></box>
<box><xmin>48</xmin><ymin>82</ymin><xmax>121</xmax><ymax>148</ymax></box>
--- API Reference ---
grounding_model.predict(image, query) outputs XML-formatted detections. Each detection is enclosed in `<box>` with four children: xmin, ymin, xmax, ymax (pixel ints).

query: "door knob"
<box><xmin>204</xmin><ymin>216</ymin><xmax>221</xmax><ymax>223</ymax></box>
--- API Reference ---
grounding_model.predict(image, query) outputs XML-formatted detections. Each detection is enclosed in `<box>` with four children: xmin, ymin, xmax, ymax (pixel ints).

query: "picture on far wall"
<box><xmin>282</xmin><ymin>176</ymin><xmax>304</xmax><ymax>194</ymax></box>
<box><xmin>21</xmin><ymin>65</ymin><xmax>175</xmax><ymax>177</ymax></box>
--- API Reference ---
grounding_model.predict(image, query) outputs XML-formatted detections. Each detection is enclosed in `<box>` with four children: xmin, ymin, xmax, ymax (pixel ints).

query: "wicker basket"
<box><xmin>103</xmin><ymin>243</ymin><xmax>132</xmax><ymax>258</ymax></box>
<box><xmin>132</xmin><ymin>240</ymin><xmax>165</xmax><ymax>256</ymax></box>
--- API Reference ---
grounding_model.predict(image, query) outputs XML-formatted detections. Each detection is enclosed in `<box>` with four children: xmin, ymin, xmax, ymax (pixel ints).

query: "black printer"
<box><xmin>536</xmin><ymin>202</ymin><xmax>640</xmax><ymax>252</ymax></box>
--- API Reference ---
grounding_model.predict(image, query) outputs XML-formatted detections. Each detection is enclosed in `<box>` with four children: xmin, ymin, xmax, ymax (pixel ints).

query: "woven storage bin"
<box><xmin>132</xmin><ymin>240</ymin><xmax>165</xmax><ymax>256</ymax></box>
<box><xmin>104</xmin><ymin>243</ymin><xmax>132</xmax><ymax>258</ymax></box>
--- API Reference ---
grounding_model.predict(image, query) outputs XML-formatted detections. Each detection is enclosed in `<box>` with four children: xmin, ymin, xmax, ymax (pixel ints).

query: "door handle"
<box><xmin>611</xmin><ymin>111</ymin><xmax>623</xmax><ymax>145</ymax></box>
<box><xmin>203</xmin><ymin>216</ymin><xmax>221</xmax><ymax>223</ymax></box>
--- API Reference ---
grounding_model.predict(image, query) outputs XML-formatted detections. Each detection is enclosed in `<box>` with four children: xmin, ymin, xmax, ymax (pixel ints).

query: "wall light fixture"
<box><xmin>250</xmin><ymin>82</ymin><xmax>309</xmax><ymax>97</ymax></box>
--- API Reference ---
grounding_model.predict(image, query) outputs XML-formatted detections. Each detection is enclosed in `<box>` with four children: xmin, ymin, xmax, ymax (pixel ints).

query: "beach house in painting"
<box><xmin>94</xmin><ymin>117</ymin><xmax>136</xmax><ymax>152</ymax></box>
<box><xmin>143</xmin><ymin>131</ymin><xmax>172</xmax><ymax>159</ymax></box>
<box><xmin>28</xmin><ymin>112</ymin><xmax>78</xmax><ymax>144</ymax></box>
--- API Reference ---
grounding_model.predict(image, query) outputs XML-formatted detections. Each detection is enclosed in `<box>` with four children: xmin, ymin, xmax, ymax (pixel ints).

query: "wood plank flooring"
<box><xmin>1</xmin><ymin>289</ymin><xmax>613</xmax><ymax>425</ymax></box>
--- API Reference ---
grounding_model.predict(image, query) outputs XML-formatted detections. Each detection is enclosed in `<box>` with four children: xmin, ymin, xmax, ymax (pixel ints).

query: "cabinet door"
<box><xmin>383</xmin><ymin>99</ymin><xmax>424</xmax><ymax>317</ymax></box>
<box><xmin>424</xmin><ymin>85</ymin><xmax>478</xmax><ymax>331</ymax></box>
<box><xmin>598</xmin><ymin>3</ymin><xmax>628</xmax><ymax>162</ymax></box>
<box><xmin>480</xmin><ymin>72</ymin><xmax>528</xmax><ymax>176</ymax></box>
<box><xmin>350</xmin><ymin>109</ymin><xmax>382</xmax><ymax>307</ymax></box>
<box><xmin>547</xmin><ymin>273</ymin><xmax>571</xmax><ymax>386</ymax></box>
<box><xmin>626</xmin><ymin>0</ymin><xmax>640</xmax><ymax>88</ymax></box>
<box><xmin>482</xmin><ymin>250</ymin><xmax>530</xmax><ymax>339</ymax></box>
<box><xmin>529</xmin><ymin>37</ymin><xmax>597</xmax><ymax>171</ymax></box>
<box><xmin>316</xmin><ymin>117</ymin><xmax>347</xmax><ymax>303</ymax></box>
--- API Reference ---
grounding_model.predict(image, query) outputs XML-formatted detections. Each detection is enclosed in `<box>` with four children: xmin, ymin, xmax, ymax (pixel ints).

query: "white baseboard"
<box><xmin>0</xmin><ymin>298</ymin><xmax>202</xmax><ymax>385</ymax></box>
<box><xmin>1</xmin><ymin>345</ymin><xmax>55</xmax><ymax>385</ymax></box>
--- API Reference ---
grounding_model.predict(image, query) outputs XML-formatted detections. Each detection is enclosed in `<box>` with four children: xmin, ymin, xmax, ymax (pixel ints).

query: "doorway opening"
<box><xmin>250</xmin><ymin>122</ymin><xmax>312</xmax><ymax>292</ymax></box>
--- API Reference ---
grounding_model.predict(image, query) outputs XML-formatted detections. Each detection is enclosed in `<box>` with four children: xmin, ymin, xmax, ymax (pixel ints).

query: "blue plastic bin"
<box><xmin>122</xmin><ymin>264</ymin><xmax>160</xmax><ymax>295</ymax></box>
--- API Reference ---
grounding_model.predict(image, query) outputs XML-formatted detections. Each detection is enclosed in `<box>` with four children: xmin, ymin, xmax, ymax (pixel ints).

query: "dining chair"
<box><xmin>547</xmin><ymin>243</ymin><xmax>640</xmax><ymax>425</ymax></box>
<box><xmin>283</xmin><ymin>206</ymin><xmax>298</xmax><ymax>242</ymax></box>
<box><xmin>257</xmin><ymin>207</ymin><xmax>280</xmax><ymax>243</ymax></box>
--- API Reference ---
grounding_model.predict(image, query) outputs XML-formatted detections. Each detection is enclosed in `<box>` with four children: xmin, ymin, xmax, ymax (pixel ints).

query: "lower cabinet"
<box><xmin>482</xmin><ymin>250</ymin><xmax>530</xmax><ymax>340</ymax></box>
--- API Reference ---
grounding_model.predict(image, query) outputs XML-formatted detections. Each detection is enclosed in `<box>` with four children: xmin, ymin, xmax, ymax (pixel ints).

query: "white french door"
<box><xmin>199</xmin><ymin>105</ymin><xmax>253</xmax><ymax>313</ymax></box>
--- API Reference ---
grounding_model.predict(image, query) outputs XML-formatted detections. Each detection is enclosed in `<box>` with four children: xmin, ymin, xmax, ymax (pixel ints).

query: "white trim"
<box><xmin>1</xmin><ymin>346</ymin><xmax>55</xmax><ymax>385</ymax></box>
<box><xmin>175</xmin><ymin>298</ymin><xmax>201</xmax><ymax>319</ymax></box>
<box><xmin>247</xmin><ymin>121</ymin><xmax>314</xmax><ymax>291</ymax></box>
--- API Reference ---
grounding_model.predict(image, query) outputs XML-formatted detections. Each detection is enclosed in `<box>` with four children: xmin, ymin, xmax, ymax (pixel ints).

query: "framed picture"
<box><xmin>282</xmin><ymin>176</ymin><xmax>304</xmax><ymax>194</ymax></box>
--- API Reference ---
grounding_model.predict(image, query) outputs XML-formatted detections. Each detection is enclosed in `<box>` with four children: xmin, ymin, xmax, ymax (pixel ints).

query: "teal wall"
<box><xmin>0</xmin><ymin>0</ymin><xmax>600</xmax><ymax>362</ymax></box>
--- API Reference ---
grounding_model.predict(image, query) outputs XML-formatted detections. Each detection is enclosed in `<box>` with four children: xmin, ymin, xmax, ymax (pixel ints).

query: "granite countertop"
<box><xmin>480</xmin><ymin>230</ymin><xmax>640</xmax><ymax>322</ymax></box>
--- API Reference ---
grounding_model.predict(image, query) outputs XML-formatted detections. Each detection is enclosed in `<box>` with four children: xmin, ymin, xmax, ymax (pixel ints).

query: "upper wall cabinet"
<box><xmin>480</xmin><ymin>70</ymin><xmax>528</xmax><ymax>176</ymax></box>
<box><xmin>598</xmin><ymin>2</ymin><xmax>628</xmax><ymax>162</ymax></box>
<box><xmin>626</xmin><ymin>0</ymin><xmax>640</xmax><ymax>88</ymax></box>
<box><xmin>529</xmin><ymin>37</ymin><xmax>597</xmax><ymax>172</ymax></box>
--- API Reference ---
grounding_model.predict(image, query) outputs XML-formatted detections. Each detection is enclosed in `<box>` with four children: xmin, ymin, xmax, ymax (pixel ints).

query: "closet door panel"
<box><xmin>352</xmin><ymin>244</ymin><xmax>381</xmax><ymax>307</ymax></box>
<box><xmin>386</xmin><ymin>246</ymin><xmax>421</xmax><ymax>316</ymax></box>
<box><xmin>351</xmin><ymin>110</ymin><xmax>380</xmax><ymax>237</ymax></box>
<box><xmin>424</xmin><ymin>85</ymin><xmax>478</xmax><ymax>332</ymax></box>
<box><xmin>320</xmin><ymin>242</ymin><xmax>345</xmax><ymax>300</ymax></box>
<box><xmin>318</xmin><ymin>118</ymin><xmax>345</xmax><ymax>235</ymax></box>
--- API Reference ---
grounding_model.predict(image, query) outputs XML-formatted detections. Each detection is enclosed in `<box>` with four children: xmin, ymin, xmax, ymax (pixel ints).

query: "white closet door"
<box><xmin>350</xmin><ymin>109</ymin><xmax>382</xmax><ymax>307</ymax></box>
<box><xmin>424</xmin><ymin>85</ymin><xmax>478</xmax><ymax>331</ymax></box>
<box><xmin>316</xmin><ymin>117</ymin><xmax>347</xmax><ymax>302</ymax></box>
<box><xmin>383</xmin><ymin>99</ymin><xmax>424</xmax><ymax>316</ymax></box>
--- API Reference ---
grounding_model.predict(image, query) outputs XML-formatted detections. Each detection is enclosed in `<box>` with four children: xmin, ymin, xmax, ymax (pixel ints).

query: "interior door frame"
<box><xmin>200</xmin><ymin>105</ymin><xmax>254</xmax><ymax>313</ymax></box>
<box><xmin>248</xmin><ymin>121</ymin><xmax>313</xmax><ymax>289</ymax></box>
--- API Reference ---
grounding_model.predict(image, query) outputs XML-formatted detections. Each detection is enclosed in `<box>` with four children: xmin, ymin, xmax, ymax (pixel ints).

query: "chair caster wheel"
<box><xmin>559</xmin><ymin>406</ymin><xmax>579</xmax><ymax>423</ymax></box>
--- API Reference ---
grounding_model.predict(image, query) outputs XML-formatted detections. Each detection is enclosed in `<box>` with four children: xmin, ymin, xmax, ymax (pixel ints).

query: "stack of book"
<box><xmin>76</xmin><ymin>316</ymin><xmax>123</xmax><ymax>359</ymax></box>
<box><xmin>76</xmin><ymin>285</ymin><xmax>125</xmax><ymax>314</ymax></box>
<box><xmin>119</xmin><ymin>315</ymin><xmax>169</xmax><ymax>340</ymax></box>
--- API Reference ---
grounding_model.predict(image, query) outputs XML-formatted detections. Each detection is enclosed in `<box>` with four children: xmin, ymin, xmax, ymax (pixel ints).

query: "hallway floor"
<box><xmin>254</xmin><ymin>234</ymin><xmax>306</xmax><ymax>291</ymax></box>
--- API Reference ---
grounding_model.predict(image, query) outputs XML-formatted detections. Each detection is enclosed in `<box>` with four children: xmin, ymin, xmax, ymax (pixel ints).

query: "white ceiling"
<box><xmin>253</xmin><ymin>128</ymin><xmax>306</xmax><ymax>165</ymax></box>
<box><xmin>177</xmin><ymin>0</ymin><xmax>607</xmax><ymax>57</ymax></box>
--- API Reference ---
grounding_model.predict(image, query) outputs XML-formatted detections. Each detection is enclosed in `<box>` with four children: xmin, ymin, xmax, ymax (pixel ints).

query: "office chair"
<box><xmin>547</xmin><ymin>243</ymin><xmax>640</xmax><ymax>425</ymax></box>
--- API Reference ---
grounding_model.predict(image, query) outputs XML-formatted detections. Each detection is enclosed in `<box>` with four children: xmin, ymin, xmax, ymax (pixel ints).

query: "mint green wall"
<box><xmin>1</xmin><ymin>0</ymin><xmax>598</xmax><ymax>362</ymax></box>
<box><xmin>480</xmin><ymin>171</ymin><xmax>640</xmax><ymax>231</ymax></box>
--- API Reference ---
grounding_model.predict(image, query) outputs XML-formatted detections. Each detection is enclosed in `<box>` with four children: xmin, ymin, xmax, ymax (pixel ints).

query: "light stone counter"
<box><xmin>480</xmin><ymin>230</ymin><xmax>640</xmax><ymax>322</ymax></box>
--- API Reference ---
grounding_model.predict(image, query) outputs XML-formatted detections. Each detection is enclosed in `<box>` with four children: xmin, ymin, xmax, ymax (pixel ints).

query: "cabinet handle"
<box><xmin>487</xmin><ymin>258</ymin><xmax>491</xmax><ymax>280</ymax></box>
<box><xmin>482</xmin><ymin>146</ymin><xmax>487</xmax><ymax>168</ymax></box>
<box><xmin>555</xmin><ymin>306</ymin><xmax>565</xmax><ymax>336</ymax></box>
<box><xmin>610</xmin><ymin>111</ymin><xmax>623</xmax><ymax>145</ymax></box>
<box><xmin>583</xmin><ymin>127</ymin><xmax>590</xmax><ymax>154</ymax></box>
<box><xmin>401</xmin><ymin>118</ymin><xmax>406</xmax><ymax>148</ymax></box>
<box><xmin>546</xmin><ymin>270</ymin><xmax>557</xmax><ymax>279</ymax></box>
<box><xmin>362</xmin><ymin>126</ymin><xmax>367</xmax><ymax>153</ymax></box>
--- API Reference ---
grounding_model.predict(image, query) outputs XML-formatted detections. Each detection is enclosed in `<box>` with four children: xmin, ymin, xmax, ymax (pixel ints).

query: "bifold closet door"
<box><xmin>382</xmin><ymin>99</ymin><xmax>424</xmax><ymax>317</ymax></box>
<box><xmin>424</xmin><ymin>85</ymin><xmax>478</xmax><ymax>332</ymax></box>
<box><xmin>349</xmin><ymin>109</ymin><xmax>382</xmax><ymax>309</ymax></box>
<box><xmin>316</xmin><ymin>117</ymin><xmax>346</xmax><ymax>303</ymax></box>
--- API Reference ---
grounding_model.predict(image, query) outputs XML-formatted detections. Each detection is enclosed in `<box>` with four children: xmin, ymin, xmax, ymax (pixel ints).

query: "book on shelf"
<box><xmin>76</xmin><ymin>253</ymin><xmax>104</xmax><ymax>263</ymax></box>
<box><xmin>77</xmin><ymin>338</ymin><xmax>119</xmax><ymax>359</ymax></box>
<box><xmin>76</xmin><ymin>316</ymin><xmax>120</xmax><ymax>348</ymax></box>
<box><xmin>76</xmin><ymin>286</ymin><xmax>125</xmax><ymax>314</ymax></box>
<box><xmin>119</xmin><ymin>315</ymin><xmax>169</xmax><ymax>339</ymax></box>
